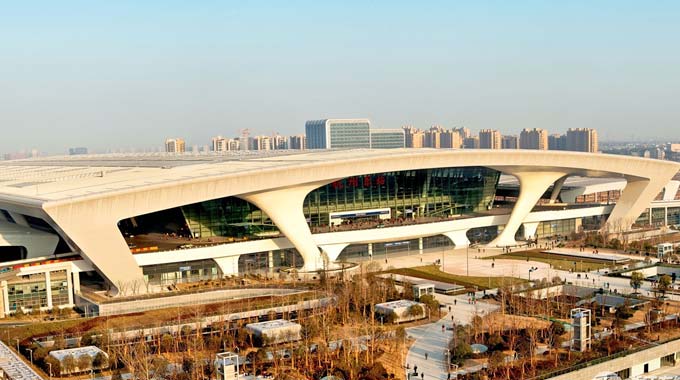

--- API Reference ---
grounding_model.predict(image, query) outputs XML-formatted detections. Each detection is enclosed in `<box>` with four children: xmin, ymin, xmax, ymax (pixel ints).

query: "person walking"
<box><xmin>424</xmin><ymin>352</ymin><xmax>428</xmax><ymax>360</ymax></box>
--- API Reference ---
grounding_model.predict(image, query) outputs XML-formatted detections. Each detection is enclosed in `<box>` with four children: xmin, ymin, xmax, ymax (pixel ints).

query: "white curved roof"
<box><xmin>0</xmin><ymin>148</ymin><xmax>677</xmax><ymax>204</ymax></box>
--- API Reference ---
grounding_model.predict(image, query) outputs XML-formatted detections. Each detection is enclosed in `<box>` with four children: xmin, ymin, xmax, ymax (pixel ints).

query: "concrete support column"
<box><xmin>268</xmin><ymin>251</ymin><xmax>274</xmax><ymax>273</ymax></box>
<box><xmin>418</xmin><ymin>237</ymin><xmax>423</xmax><ymax>251</ymax></box>
<box><xmin>318</xmin><ymin>243</ymin><xmax>349</xmax><ymax>262</ymax></box>
<box><xmin>241</xmin><ymin>183</ymin><xmax>326</xmax><ymax>272</ymax></box>
<box><xmin>443</xmin><ymin>230</ymin><xmax>470</xmax><ymax>248</ymax></box>
<box><xmin>665</xmin><ymin>207</ymin><xmax>669</xmax><ymax>226</ymax></box>
<box><xmin>489</xmin><ymin>170</ymin><xmax>568</xmax><ymax>247</ymax></box>
<box><xmin>45</xmin><ymin>271</ymin><xmax>53</xmax><ymax>309</ymax></box>
<box><xmin>72</xmin><ymin>270</ymin><xmax>81</xmax><ymax>295</ymax></box>
<box><xmin>368</xmin><ymin>243</ymin><xmax>373</xmax><ymax>257</ymax></box>
<box><xmin>7</xmin><ymin>212</ymin><xmax>29</xmax><ymax>227</ymax></box>
<box><xmin>214</xmin><ymin>256</ymin><xmax>240</xmax><ymax>276</ymax></box>
<box><xmin>1</xmin><ymin>281</ymin><xmax>8</xmax><ymax>317</ymax></box>
<box><xmin>523</xmin><ymin>222</ymin><xmax>540</xmax><ymax>240</ymax></box>
<box><xmin>66</xmin><ymin>269</ymin><xmax>74</xmax><ymax>306</ymax></box>
<box><xmin>549</xmin><ymin>175</ymin><xmax>568</xmax><ymax>204</ymax></box>
<box><xmin>607</xmin><ymin>177</ymin><xmax>670</xmax><ymax>230</ymax></box>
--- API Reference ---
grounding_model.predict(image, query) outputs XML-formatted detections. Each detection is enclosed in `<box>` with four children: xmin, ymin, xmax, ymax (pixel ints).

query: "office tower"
<box><xmin>69</xmin><ymin>147</ymin><xmax>88</xmax><ymax>155</ymax></box>
<box><xmin>370</xmin><ymin>129</ymin><xmax>405</xmax><ymax>149</ymax></box>
<box><xmin>305</xmin><ymin>119</ymin><xmax>371</xmax><ymax>149</ymax></box>
<box><xmin>211</xmin><ymin>136</ymin><xmax>228</xmax><ymax>152</ymax></box>
<box><xmin>501</xmin><ymin>135</ymin><xmax>519</xmax><ymax>149</ymax></box>
<box><xmin>548</xmin><ymin>134</ymin><xmax>567</xmax><ymax>151</ymax></box>
<box><xmin>289</xmin><ymin>135</ymin><xmax>306</xmax><ymax>150</ymax></box>
<box><xmin>566</xmin><ymin>128</ymin><xmax>598</xmax><ymax>153</ymax></box>
<box><xmin>463</xmin><ymin>136</ymin><xmax>480</xmax><ymax>149</ymax></box>
<box><xmin>479</xmin><ymin>129</ymin><xmax>502</xmax><ymax>149</ymax></box>
<box><xmin>424</xmin><ymin>126</ymin><xmax>445</xmax><ymax>148</ymax></box>
<box><xmin>165</xmin><ymin>138</ymin><xmax>186</xmax><ymax>153</ymax></box>
<box><xmin>519</xmin><ymin>128</ymin><xmax>548</xmax><ymax>150</ymax></box>
<box><xmin>440</xmin><ymin>130</ymin><xmax>462</xmax><ymax>149</ymax></box>
<box><xmin>403</xmin><ymin>126</ymin><xmax>424</xmax><ymax>148</ymax></box>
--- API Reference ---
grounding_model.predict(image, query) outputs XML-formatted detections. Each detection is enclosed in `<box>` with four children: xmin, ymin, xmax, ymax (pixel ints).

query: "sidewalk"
<box><xmin>404</xmin><ymin>294</ymin><xmax>498</xmax><ymax>380</ymax></box>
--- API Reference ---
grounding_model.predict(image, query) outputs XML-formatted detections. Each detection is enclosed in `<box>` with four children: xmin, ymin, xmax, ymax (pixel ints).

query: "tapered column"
<box><xmin>318</xmin><ymin>243</ymin><xmax>349</xmax><ymax>263</ymax></box>
<box><xmin>489</xmin><ymin>171</ymin><xmax>568</xmax><ymax>247</ymax></box>
<box><xmin>241</xmin><ymin>183</ymin><xmax>326</xmax><ymax>272</ymax></box>
<box><xmin>443</xmin><ymin>230</ymin><xmax>470</xmax><ymax>248</ymax></box>
<box><xmin>549</xmin><ymin>175</ymin><xmax>568</xmax><ymax>204</ymax></box>
<box><xmin>607</xmin><ymin>177</ymin><xmax>670</xmax><ymax>230</ymax></box>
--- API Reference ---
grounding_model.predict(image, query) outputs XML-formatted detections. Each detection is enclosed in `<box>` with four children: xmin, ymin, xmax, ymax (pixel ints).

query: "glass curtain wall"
<box><xmin>303</xmin><ymin>167</ymin><xmax>499</xmax><ymax>228</ymax></box>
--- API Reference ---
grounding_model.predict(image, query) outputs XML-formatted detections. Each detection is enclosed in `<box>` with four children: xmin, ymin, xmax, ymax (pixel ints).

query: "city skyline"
<box><xmin>1</xmin><ymin>1</ymin><xmax>679</xmax><ymax>155</ymax></box>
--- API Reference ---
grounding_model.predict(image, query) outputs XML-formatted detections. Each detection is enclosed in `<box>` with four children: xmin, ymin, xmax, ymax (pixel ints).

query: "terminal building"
<box><xmin>0</xmin><ymin>149</ymin><xmax>678</xmax><ymax>315</ymax></box>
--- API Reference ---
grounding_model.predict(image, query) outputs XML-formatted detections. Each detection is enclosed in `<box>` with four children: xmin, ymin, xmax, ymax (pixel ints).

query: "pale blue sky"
<box><xmin>1</xmin><ymin>1</ymin><xmax>678</xmax><ymax>154</ymax></box>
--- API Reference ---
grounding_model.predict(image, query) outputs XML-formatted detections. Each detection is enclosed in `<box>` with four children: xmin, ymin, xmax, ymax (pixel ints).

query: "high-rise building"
<box><xmin>165</xmin><ymin>138</ymin><xmax>186</xmax><ymax>153</ymax></box>
<box><xmin>424</xmin><ymin>126</ymin><xmax>445</xmax><ymax>148</ymax></box>
<box><xmin>566</xmin><ymin>128</ymin><xmax>598</xmax><ymax>153</ymax></box>
<box><xmin>305</xmin><ymin>119</ymin><xmax>371</xmax><ymax>149</ymax></box>
<box><xmin>501</xmin><ymin>136</ymin><xmax>519</xmax><ymax>149</ymax></box>
<box><xmin>69</xmin><ymin>147</ymin><xmax>88</xmax><ymax>155</ymax></box>
<box><xmin>463</xmin><ymin>136</ymin><xmax>480</xmax><ymax>149</ymax></box>
<box><xmin>519</xmin><ymin>128</ymin><xmax>548</xmax><ymax>150</ymax></box>
<box><xmin>211</xmin><ymin>136</ymin><xmax>228</xmax><ymax>152</ymax></box>
<box><xmin>479</xmin><ymin>129</ymin><xmax>502</xmax><ymax>149</ymax></box>
<box><xmin>370</xmin><ymin>129</ymin><xmax>405</xmax><ymax>149</ymax></box>
<box><xmin>403</xmin><ymin>126</ymin><xmax>424</xmax><ymax>148</ymax></box>
<box><xmin>254</xmin><ymin>136</ymin><xmax>271</xmax><ymax>151</ymax></box>
<box><xmin>272</xmin><ymin>135</ymin><xmax>288</xmax><ymax>150</ymax></box>
<box><xmin>548</xmin><ymin>134</ymin><xmax>567</xmax><ymax>151</ymax></box>
<box><xmin>440</xmin><ymin>130</ymin><xmax>462</xmax><ymax>149</ymax></box>
<box><xmin>288</xmin><ymin>135</ymin><xmax>306</xmax><ymax>150</ymax></box>
<box><xmin>452</xmin><ymin>127</ymin><xmax>471</xmax><ymax>140</ymax></box>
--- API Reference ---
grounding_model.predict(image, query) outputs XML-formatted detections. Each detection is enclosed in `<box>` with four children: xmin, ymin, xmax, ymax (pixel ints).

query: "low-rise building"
<box><xmin>375</xmin><ymin>299</ymin><xmax>427</xmax><ymax>323</ymax></box>
<box><xmin>48</xmin><ymin>346</ymin><xmax>108</xmax><ymax>375</ymax></box>
<box><xmin>245</xmin><ymin>319</ymin><xmax>301</xmax><ymax>345</ymax></box>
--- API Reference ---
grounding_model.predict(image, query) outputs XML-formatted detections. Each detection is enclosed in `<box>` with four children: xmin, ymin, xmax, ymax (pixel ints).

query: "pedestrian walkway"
<box><xmin>404</xmin><ymin>294</ymin><xmax>498</xmax><ymax>380</ymax></box>
<box><xmin>0</xmin><ymin>341</ymin><xmax>44</xmax><ymax>380</ymax></box>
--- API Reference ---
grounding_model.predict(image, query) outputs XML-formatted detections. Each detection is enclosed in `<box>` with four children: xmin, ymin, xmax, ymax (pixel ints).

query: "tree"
<box><xmin>658</xmin><ymin>274</ymin><xmax>672</xmax><ymax>299</ymax></box>
<box><xmin>78</xmin><ymin>355</ymin><xmax>93</xmax><ymax>373</ymax></box>
<box><xmin>44</xmin><ymin>356</ymin><xmax>61</xmax><ymax>377</ymax></box>
<box><xmin>405</xmin><ymin>305</ymin><xmax>424</xmax><ymax>320</ymax></box>
<box><xmin>93</xmin><ymin>352</ymin><xmax>109</xmax><ymax>369</ymax></box>
<box><xmin>418</xmin><ymin>294</ymin><xmax>439</xmax><ymax>320</ymax></box>
<box><xmin>62</xmin><ymin>354</ymin><xmax>76</xmax><ymax>375</ymax></box>
<box><xmin>630</xmin><ymin>271</ymin><xmax>644</xmax><ymax>293</ymax></box>
<box><xmin>488</xmin><ymin>350</ymin><xmax>506</xmax><ymax>375</ymax></box>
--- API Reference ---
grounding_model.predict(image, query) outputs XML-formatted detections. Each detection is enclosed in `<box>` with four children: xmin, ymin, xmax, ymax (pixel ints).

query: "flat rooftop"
<box><xmin>245</xmin><ymin>319</ymin><xmax>300</xmax><ymax>331</ymax></box>
<box><xmin>375</xmin><ymin>299</ymin><xmax>421</xmax><ymax>310</ymax></box>
<box><xmin>48</xmin><ymin>346</ymin><xmax>107</xmax><ymax>361</ymax></box>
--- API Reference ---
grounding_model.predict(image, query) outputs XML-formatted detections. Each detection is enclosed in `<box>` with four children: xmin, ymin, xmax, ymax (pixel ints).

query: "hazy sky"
<box><xmin>1</xmin><ymin>1</ymin><xmax>679</xmax><ymax>154</ymax></box>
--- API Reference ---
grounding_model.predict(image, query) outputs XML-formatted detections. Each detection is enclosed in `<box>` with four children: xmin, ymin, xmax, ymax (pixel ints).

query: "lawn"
<box><xmin>385</xmin><ymin>265</ymin><xmax>527</xmax><ymax>290</ymax></box>
<box><xmin>483</xmin><ymin>250</ymin><xmax>632</xmax><ymax>272</ymax></box>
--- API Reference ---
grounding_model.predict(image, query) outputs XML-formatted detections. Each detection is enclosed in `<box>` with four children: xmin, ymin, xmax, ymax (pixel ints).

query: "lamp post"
<box><xmin>528</xmin><ymin>267</ymin><xmax>538</xmax><ymax>282</ymax></box>
<box><xmin>14</xmin><ymin>337</ymin><xmax>19</xmax><ymax>352</ymax></box>
<box><xmin>48</xmin><ymin>362</ymin><xmax>52</xmax><ymax>380</ymax></box>
<box><xmin>27</xmin><ymin>348</ymin><xmax>33</xmax><ymax>365</ymax></box>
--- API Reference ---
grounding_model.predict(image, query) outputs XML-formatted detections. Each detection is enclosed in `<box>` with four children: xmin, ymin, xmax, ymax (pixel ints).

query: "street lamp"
<box><xmin>528</xmin><ymin>266</ymin><xmax>538</xmax><ymax>282</ymax></box>
<box><xmin>14</xmin><ymin>337</ymin><xmax>19</xmax><ymax>352</ymax></box>
<box><xmin>48</xmin><ymin>362</ymin><xmax>52</xmax><ymax>380</ymax></box>
<box><xmin>27</xmin><ymin>348</ymin><xmax>33</xmax><ymax>365</ymax></box>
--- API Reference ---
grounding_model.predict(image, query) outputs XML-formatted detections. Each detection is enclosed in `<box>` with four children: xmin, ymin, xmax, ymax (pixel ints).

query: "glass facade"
<box><xmin>120</xmin><ymin>166</ymin><xmax>500</xmax><ymax>246</ymax></box>
<box><xmin>669</xmin><ymin>207</ymin><xmax>680</xmax><ymax>226</ymax></box>
<box><xmin>337</xmin><ymin>235</ymin><xmax>454</xmax><ymax>260</ymax></box>
<box><xmin>328</xmin><ymin>120</ymin><xmax>370</xmax><ymax>149</ymax></box>
<box><xmin>305</xmin><ymin>120</ymin><xmax>328</xmax><ymax>149</ymax></box>
<box><xmin>142</xmin><ymin>259</ymin><xmax>221</xmax><ymax>286</ymax></box>
<box><xmin>370</xmin><ymin>130</ymin><xmax>405</xmax><ymax>149</ymax></box>
<box><xmin>182</xmin><ymin>198</ymin><xmax>278</xmax><ymax>239</ymax></box>
<box><xmin>238</xmin><ymin>249</ymin><xmax>304</xmax><ymax>273</ymax></box>
<box><xmin>6</xmin><ymin>271</ymin><xmax>69</xmax><ymax>311</ymax></box>
<box><xmin>535</xmin><ymin>219</ymin><xmax>577</xmax><ymax>238</ymax></box>
<box><xmin>304</xmin><ymin>167</ymin><xmax>499</xmax><ymax>228</ymax></box>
